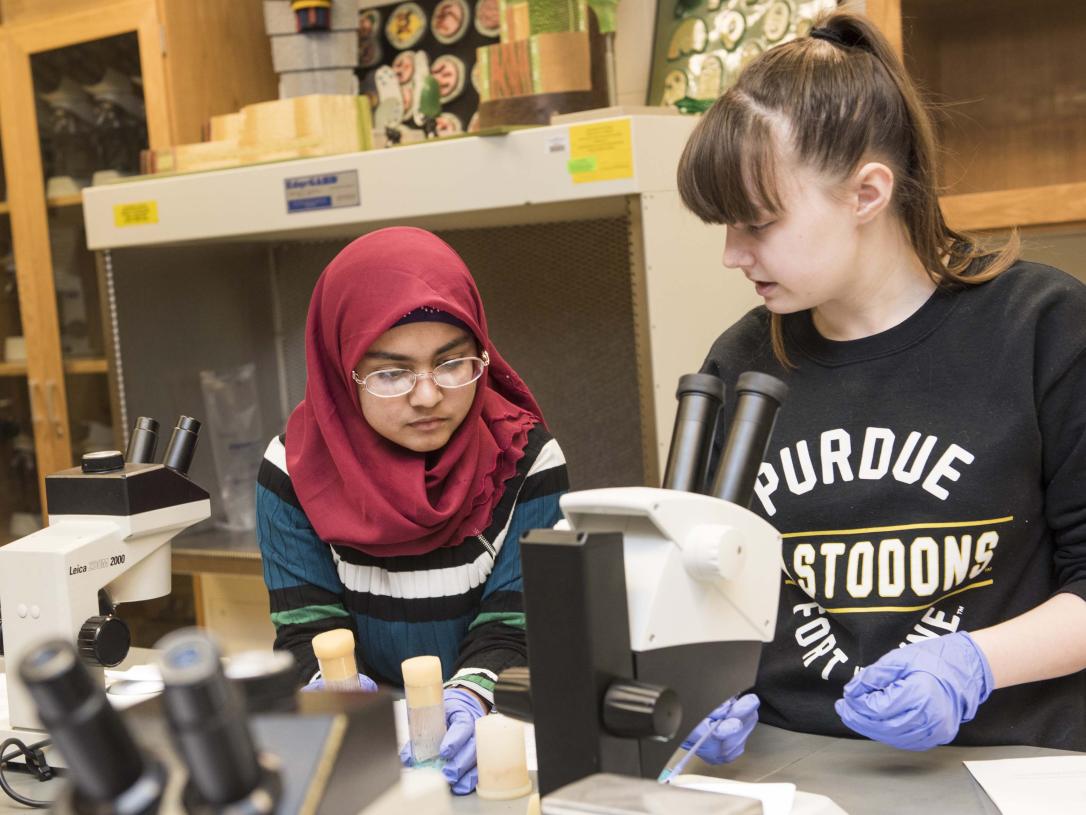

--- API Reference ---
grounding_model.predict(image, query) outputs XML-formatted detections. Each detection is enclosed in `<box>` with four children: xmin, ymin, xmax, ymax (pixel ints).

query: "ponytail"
<box><xmin>678</xmin><ymin>11</ymin><xmax>1019</xmax><ymax>367</ymax></box>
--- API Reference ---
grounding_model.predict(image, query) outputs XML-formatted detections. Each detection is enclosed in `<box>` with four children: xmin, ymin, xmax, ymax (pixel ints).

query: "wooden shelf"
<box><xmin>0</xmin><ymin>357</ymin><xmax>109</xmax><ymax>377</ymax></box>
<box><xmin>64</xmin><ymin>357</ymin><xmax>109</xmax><ymax>374</ymax></box>
<box><xmin>941</xmin><ymin>182</ymin><xmax>1086</xmax><ymax>233</ymax></box>
<box><xmin>0</xmin><ymin>195</ymin><xmax>82</xmax><ymax>213</ymax></box>
<box><xmin>46</xmin><ymin>193</ymin><xmax>83</xmax><ymax>209</ymax></box>
<box><xmin>83</xmin><ymin>115</ymin><xmax>696</xmax><ymax>249</ymax></box>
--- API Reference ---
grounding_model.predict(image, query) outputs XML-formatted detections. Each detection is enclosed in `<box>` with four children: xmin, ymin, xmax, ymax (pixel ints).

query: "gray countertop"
<box><xmin>2</xmin><ymin>651</ymin><xmax>1078</xmax><ymax>815</ymax></box>
<box><xmin>446</xmin><ymin>724</ymin><xmax>1080</xmax><ymax>815</ymax></box>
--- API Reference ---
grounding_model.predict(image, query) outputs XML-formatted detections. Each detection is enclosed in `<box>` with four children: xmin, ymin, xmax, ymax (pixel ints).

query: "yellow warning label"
<box><xmin>567</xmin><ymin>119</ymin><xmax>634</xmax><ymax>184</ymax></box>
<box><xmin>113</xmin><ymin>201</ymin><xmax>159</xmax><ymax>227</ymax></box>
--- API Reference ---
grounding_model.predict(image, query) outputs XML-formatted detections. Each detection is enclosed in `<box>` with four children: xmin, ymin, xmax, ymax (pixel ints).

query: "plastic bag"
<box><xmin>199</xmin><ymin>363</ymin><xmax>265</xmax><ymax>531</ymax></box>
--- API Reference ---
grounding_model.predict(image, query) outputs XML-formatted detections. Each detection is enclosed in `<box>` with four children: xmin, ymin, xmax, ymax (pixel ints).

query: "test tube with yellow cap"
<box><xmin>311</xmin><ymin>629</ymin><xmax>360</xmax><ymax>691</ymax></box>
<box><xmin>402</xmin><ymin>655</ymin><xmax>447</xmax><ymax>766</ymax></box>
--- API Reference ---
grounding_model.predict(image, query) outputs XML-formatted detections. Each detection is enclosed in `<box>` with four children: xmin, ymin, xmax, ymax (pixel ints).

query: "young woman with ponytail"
<box><xmin>672</xmin><ymin>10</ymin><xmax>1086</xmax><ymax>762</ymax></box>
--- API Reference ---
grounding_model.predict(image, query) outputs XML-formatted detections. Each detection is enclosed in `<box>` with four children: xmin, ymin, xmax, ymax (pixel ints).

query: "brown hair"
<box><xmin>677</xmin><ymin>10</ymin><xmax>1018</xmax><ymax>366</ymax></box>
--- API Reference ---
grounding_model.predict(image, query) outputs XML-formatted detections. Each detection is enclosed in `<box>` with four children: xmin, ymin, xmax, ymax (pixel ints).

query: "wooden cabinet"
<box><xmin>0</xmin><ymin>0</ymin><xmax>275</xmax><ymax>535</ymax></box>
<box><xmin>868</xmin><ymin>0</ymin><xmax>1086</xmax><ymax>232</ymax></box>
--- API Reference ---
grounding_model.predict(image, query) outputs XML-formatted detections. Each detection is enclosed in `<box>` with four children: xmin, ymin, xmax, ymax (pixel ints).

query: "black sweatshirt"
<box><xmin>701</xmin><ymin>260</ymin><xmax>1086</xmax><ymax>751</ymax></box>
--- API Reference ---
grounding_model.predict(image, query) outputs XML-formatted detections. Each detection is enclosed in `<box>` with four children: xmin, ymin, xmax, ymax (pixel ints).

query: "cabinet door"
<box><xmin>0</xmin><ymin>4</ymin><xmax>163</xmax><ymax>522</ymax></box>
<box><xmin>0</xmin><ymin>113</ymin><xmax>45</xmax><ymax>542</ymax></box>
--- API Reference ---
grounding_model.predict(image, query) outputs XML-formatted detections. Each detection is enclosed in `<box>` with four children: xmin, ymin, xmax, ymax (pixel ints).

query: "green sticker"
<box><xmin>567</xmin><ymin>156</ymin><xmax>598</xmax><ymax>174</ymax></box>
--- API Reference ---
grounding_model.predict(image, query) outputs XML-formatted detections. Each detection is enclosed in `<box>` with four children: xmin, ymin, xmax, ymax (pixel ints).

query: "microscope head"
<box><xmin>498</xmin><ymin>371</ymin><xmax>789</xmax><ymax>795</ymax></box>
<box><xmin>0</xmin><ymin>416</ymin><xmax>210</xmax><ymax>732</ymax></box>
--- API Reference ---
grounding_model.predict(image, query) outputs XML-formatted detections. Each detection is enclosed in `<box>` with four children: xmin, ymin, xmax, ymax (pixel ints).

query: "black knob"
<box><xmin>78</xmin><ymin>616</ymin><xmax>131</xmax><ymax>667</ymax></box>
<box><xmin>493</xmin><ymin>666</ymin><xmax>534</xmax><ymax>723</ymax></box>
<box><xmin>81</xmin><ymin>450</ymin><xmax>125</xmax><ymax>474</ymax></box>
<box><xmin>602</xmin><ymin>679</ymin><xmax>681</xmax><ymax>741</ymax></box>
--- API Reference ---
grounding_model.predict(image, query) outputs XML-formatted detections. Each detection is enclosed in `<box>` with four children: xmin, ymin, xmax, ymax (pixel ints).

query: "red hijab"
<box><xmin>285</xmin><ymin>227</ymin><xmax>543</xmax><ymax>556</ymax></box>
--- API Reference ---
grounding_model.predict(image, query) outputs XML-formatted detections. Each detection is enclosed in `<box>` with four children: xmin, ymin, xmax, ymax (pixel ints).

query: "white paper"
<box><xmin>670</xmin><ymin>774</ymin><xmax>797</xmax><ymax>815</ymax></box>
<box><xmin>965</xmin><ymin>757</ymin><xmax>1086</xmax><ymax>814</ymax></box>
<box><xmin>104</xmin><ymin>663</ymin><xmax>164</xmax><ymax>710</ymax></box>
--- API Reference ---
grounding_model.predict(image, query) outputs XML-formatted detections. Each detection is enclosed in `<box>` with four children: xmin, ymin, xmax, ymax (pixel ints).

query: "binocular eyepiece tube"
<box><xmin>710</xmin><ymin>371</ymin><xmax>789</xmax><ymax>508</ymax></box>
<box><xmin>663</xmin><ymin>370</ymin><xmax>788</xmax><ymax>507</ymax></box>
<box><xmin>162</xmin><ymin>416</ymin><xmax>201</xmax><ymax>476</ymax></box>
<box><xmin>18</xmin><ymin>640</ymin><xmax>166</xmax><ymax>814</ymax></box>
<box><xmin>156</xmin><ymin>629</ymin><xmax>280</xmax><ymax>813</ymax></box>
<box><xmin>125</xmin><ymin>417</ymin><xmax>160</xmax><ymax>464</ymax></box>
<box><xmin>661</xmin><ymin>373</ymin><xmax>727</xmax><ymax>493</ymax></box>
<box><xmin>125</xmin><ymin>415</ymin><xmax>202</xmax><ymax>475</ymax></box>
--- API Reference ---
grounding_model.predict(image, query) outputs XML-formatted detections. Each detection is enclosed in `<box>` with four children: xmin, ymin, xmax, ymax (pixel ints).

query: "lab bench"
<box><xmin>1</xmin><ymin>717</ymin><xmax>1078</xmax><ymax>814</ymax></box>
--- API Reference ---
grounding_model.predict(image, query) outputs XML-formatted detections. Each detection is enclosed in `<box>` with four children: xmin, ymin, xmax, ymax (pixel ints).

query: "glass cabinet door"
<box><xmin>30</xmin><ymin>32</ymin><xmax>146</xmax><ymax>470</ymax></box>
<box><xmin>0</xmin><ymin>136</ymin><xmax>44</xmax><ymax>543</ymax></box>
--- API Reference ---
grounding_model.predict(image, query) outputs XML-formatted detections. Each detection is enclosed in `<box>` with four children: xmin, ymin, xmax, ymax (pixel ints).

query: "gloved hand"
<box><xmin>835</xmin><ymin>631</ymin><xmax>994</xmax><ymax>751</ymax></box>
<box><xmin>399</xmin><ymin>686</ymin><xmax>488</xmax><ymax>795</ymax></box>
<box><xmin>301</xmin><ymin>673</ymin><xmax>378</xmax><ymax>693</ymax></box>
<box><xmin>679</xmin><ymin>693</ymin><xmax>760</xmax><ymax>764</ymax></box>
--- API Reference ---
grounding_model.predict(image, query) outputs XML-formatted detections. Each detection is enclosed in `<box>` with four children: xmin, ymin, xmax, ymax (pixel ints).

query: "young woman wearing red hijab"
<box><xmin>256</xmin><ymin>227</ymin><xmax>568</xmax><ymax>794</ymax></box>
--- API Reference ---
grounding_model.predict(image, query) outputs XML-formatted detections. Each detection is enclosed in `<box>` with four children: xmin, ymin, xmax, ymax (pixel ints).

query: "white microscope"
<box><xmin>0</xmin><ymin>416</ymin><xmax>210</xmax><ymax>750</ymax></box>
<box><xmin>496</xmin><ymin>372</ymin><xmax>789</xmax><ymax>797</ymax></box>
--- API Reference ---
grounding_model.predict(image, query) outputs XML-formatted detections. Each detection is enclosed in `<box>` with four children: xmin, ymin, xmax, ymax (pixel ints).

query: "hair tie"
<box><xmin>810</xmin><ymin>26</ymin><xmax>849</xmax><ymax>48</ymax></box>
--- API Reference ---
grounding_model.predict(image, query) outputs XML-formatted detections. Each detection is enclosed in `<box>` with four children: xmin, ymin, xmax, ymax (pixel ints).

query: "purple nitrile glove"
<box><xmin>834</xmin><ymin>631</ymin><xmax>994</xmax><ymax>751</ymax></box>
<box><xmin>399</xmin><ymin>687</ymin><xmax>488</xmax><ymax>795</ymax></box>
<box><xmin>679</xmin><ymin>693</ymin><xmax>759</xmax><ymax>765</ymax></box>
<box><xmin>439</xmin><ymin>687</ymin><xmax>487</xmax><ymax>795</ymax></box>
<box><xmin>301</xmin><ymin>673</ymin><xmax>379</xmax><ymax>693</ymax></box>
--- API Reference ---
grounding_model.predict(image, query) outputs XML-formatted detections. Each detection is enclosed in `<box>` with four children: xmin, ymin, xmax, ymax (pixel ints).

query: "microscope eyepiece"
<box><xmin>156</xmin><ymin>629</ymin><xmax>264</xmax><ymax>806</ymax></box>
<box><xmin>162</xmin><ymin>415</ymin><xmax>201</xmax><ymax>475</ymax></box>
<box><xmin>662</xmin><ymin>373</ymin><xmax>727</xmax><ymax>493</ymax></box>
<box><xmin>710</xmin><ymin>371</ymin><xmax>788</xmax><ymax>508</ymax></box>
<box><xmin>18</xmin><ymin>639</ymin><xmax>150</xmax><ymax>805</ymax></box>
<box><xmin>125</xmin><ymin>416</ymin><xmax>160</xmax><ymax>464</ymax></box>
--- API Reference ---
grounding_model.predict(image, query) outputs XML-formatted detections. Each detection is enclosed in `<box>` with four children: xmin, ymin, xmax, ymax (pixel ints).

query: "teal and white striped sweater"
<box><xmin>256</xmin><ymin>424</ymin><xmax>567</xmax><ymax>705</ymax></box>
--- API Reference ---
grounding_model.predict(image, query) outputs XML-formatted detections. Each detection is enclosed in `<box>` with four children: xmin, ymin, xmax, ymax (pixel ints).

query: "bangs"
<box><xmin>677</xmin><ymin>90</ymin><xmax>785</xmax><ymax>226</ymax></box>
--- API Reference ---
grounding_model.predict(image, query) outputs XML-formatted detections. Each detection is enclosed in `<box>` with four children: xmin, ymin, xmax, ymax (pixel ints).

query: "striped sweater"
<box><xmin>256</xmin><ymin>424</ymin><xmax>568</xmax><ymax>705</ymax></box>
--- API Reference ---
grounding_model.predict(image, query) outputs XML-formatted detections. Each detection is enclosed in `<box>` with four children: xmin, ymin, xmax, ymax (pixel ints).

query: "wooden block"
<box><xmin>528</xmin><ymin>0</ymin><xmax>586</xmax><ymax>35</ymax></box>
<box><xmin>478</xmin><ymin>40</ymin><xmax>534</xmax><ymax>101</ymax></box>
<box><xmin>531</xmin><ymin>30</ymin><xmax>590</xmax><ymax>94</ymax></box>
<box><xmin>143</xmin><ymin>94</ymin><xmax>372</xmax><ymax>174</ymax></box>
<box><xmin>237</xmin><ymin>93</ymin><xmax>369</xmax><ymax>153</ymax></box>
<box><xmin>499</xmin><ymin>0</ymin><xmax>530</xmax><ymax>41</ymax></box>
<box><xmin>478</xmin><ymin>31</ymin><xmax>590</xmax><ymax>101</ymax></box>
<box><xmin>209</xmin><ymin>112</ymin><xmax>243</xmax><ymax>142</ymax></box>
<box><xmin>498</xmin><ymin>0</ymin><xmax>586</xmax><ymax>41</ymax></box>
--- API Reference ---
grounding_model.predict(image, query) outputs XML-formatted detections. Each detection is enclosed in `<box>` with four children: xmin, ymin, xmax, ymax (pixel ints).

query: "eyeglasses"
<box><xmin>353</xmin><ymin>351</ymin><xmax>490</xmax><ymax>398</ymax></box>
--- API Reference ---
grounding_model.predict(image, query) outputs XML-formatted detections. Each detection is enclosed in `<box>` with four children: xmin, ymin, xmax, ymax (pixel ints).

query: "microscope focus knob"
<box><xmin>78</xmin><ymin>616</ymin><xmax>131</xmax><ymax>667</ymax></box>
<box><xmin>602</xmin><ymin>679</ymin><xmax>681</xmax><ymax>741</ymax></box>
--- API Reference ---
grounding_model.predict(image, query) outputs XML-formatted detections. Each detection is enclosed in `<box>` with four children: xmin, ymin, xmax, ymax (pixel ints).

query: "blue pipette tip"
<box><xmin>657</xmin><ymin>725</ymin><xmax>714</xmax><ymax>784</ymax></box>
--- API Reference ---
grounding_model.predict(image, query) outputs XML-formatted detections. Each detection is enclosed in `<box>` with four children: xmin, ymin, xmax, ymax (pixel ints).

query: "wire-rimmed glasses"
<box><xmin>352</xmin><ymin>351</ymin><xmax>490</xmax><ymax>398</ymax></box>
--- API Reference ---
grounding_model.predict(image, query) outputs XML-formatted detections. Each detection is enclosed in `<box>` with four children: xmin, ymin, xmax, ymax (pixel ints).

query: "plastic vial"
<box><xmin>312</xmin><ymin>629</ymin><xmax>360</xmax><ymax>691</ymax></box>
<box><xmin>475</xmin><ymin>713</ymin><xmax>533</xmax><ymax>800</ymax></box>
<box><xmin>401</xmin><ymin>655</ymin><xmax>447</xmax><ymax>767</ymax></box>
